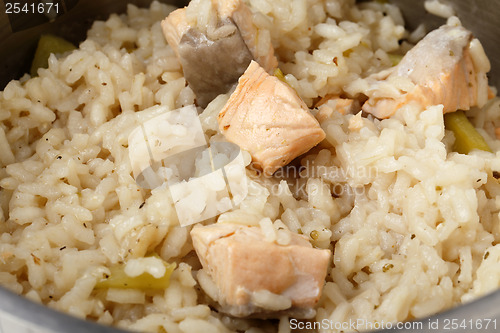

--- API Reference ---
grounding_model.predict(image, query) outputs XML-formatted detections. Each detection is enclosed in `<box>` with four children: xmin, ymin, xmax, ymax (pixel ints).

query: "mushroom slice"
<box><xmin>161</xmin><ymin>0</ymin><xmax>277</xmax><ymax>108</ymax></box>
<box><xmin>217</xmin><ymin>0</ymin><xmax>278</xmax><ymax>73</ymax></box>
<box><xmin>177</xmin><ymin>23</ymin><xmax>254</xmax><ymax>108</ymax></box>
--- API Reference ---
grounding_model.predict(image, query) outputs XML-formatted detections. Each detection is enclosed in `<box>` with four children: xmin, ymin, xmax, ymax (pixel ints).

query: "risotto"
<box><xmin>1</xmin><ymin>0</ymin><xmax>500</xmax><ymax>332</ymax></box>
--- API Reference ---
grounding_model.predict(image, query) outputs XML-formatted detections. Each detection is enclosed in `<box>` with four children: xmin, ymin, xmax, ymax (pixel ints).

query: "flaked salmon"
<box><xmin>218</xmin><ymin>61</ymin><xmax>326</xmax><ymax>176</ymax></box>
<box><xmin>315</xmin><ymin>95</ymin><xmax>358</xmax><ymax>123</ymax></box>
<box><xmin>191</xmin><ymin>223</ymin><xmax>331</xmax><ymax>318</ymax></box>
<box><xmin>362</xmin><ymin>24</ymin><xmax>491</xmax><ymax>119</ymax></box>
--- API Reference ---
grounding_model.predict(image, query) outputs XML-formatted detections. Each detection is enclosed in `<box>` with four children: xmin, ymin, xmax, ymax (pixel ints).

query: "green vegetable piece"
<box><xmin>343</xmin><ymin>49</ymin><xmax>353</xmax><ymax>57</ymax></box>
<box><xmin>30</xmin><ymin>34</ymin><xmax>76</xmax><ymax>77</ymax></box>
<box><xmin>273</xmin><ymin>68</ymin><xmax>287</xmax><ymax>84</ymax></box>
<box><xmin>388</xmin><ymin>53</ymin><xmax>403</xmax><ymax>66</ymax></box>
<box><xmin>95</xmin><ymin>260</ymin><xmax>176</xmax><ymax>290</ymax></box>
<box><xmin>444</xmin><ymin>110</ymin><xmax>492</xmax><ymax>154</ymax></box>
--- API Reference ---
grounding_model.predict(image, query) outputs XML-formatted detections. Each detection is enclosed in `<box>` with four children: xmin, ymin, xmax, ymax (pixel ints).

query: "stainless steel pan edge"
<box><xmin>0</xmin><ymin>286</ymin><xmax>129</xmax><ymax>333</ymax></box>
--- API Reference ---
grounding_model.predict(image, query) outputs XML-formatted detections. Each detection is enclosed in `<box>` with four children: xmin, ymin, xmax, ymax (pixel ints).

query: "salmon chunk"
<box><xmin>191</xmin><ymin>223</ymin><xmax>331</xmax><ymax>318</ymax></box>
<box><xmin>161</xmin><ymin>0</ymin><xmax>277</xmax><ymax>107</ymax></box>
<box><xmin>218</xmin><ymin>61</ymin><xmax>326</xmax><ymax>175</ymax></box>
<box><xmin>362</xmin><ymin>24</ymin><xmax>490</xmax><ymax>118</ymax></box>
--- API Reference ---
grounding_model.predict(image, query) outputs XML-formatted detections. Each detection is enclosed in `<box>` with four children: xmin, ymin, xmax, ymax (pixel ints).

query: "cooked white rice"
<box><xmin>1</xmin><ymin>0</ymin><xmax>500</xmax><ymax>332</ymax></box>
<box><xmin>424</xmin><ymin>0</ymin><xmax>455</xmax><ymax>19</ymax></box>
